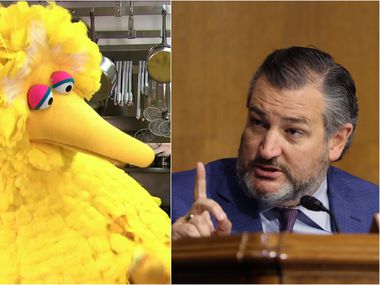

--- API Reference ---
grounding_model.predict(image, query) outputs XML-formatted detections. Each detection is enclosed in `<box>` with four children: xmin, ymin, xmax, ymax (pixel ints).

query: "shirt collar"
<box><xmin>297</xmin><ymin>177</ymin><xmax>330</xmax><ymax>231</ymax></box>
<box><xmin>258</xmin><ymin>177</ymin><xmax>331</xmax><ymax>232</ymax></box>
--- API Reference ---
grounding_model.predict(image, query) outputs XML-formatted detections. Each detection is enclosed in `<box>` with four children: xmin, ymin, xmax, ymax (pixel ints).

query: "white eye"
<box><xmin>27</xmin><ymin>85</ymin><xmax>53</xmax><ymax>111</ymax></box>
<box><xmin>52</xmin><ymin>80</ymin><xmax>74</xmax><ymax>94</ymax></box>
<box><xmin>37</xmin><ymin>89</ymin><xmax>53</xmax><ymax>110</ymax></box>
<box><xmin>50</xmin><ymin>71</ymin><xmax>75</xmax><ymax>95</ymax></box>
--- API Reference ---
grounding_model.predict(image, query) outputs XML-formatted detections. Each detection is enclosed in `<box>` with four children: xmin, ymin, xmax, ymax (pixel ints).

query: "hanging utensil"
<box><xmin>146</xmin><ymin>8</ymin><xmax>171</xmax><ymax>83</ymax></box>
<box><xmin>119</xmin><ymin>61</ymin><xmax>123</xmax><ymax>106</ymax></box>
<box><xmin>113</xmin><ymin>61</ymin><xmax>118</xmax><ymax>105</ymax></box>
<box><xmin>114</xmin><ymin>61</ymin><xmax>119</xmax><ymax>105</ymax></box>
<box><xmin>143</xmin><ymin>79</ymin><xmax>160</xmax><ymax>121</ymax></box>
<box><xmin>161</xmin><ymin>83</ymin><xmax>168</xmax><ymax>119</ymax></box>
<box><xmin>136</xmin><ymin>61</ymin><xmax>142</xmax><ymax>119</ymax></box>
<box><xmin>152</xmin><ymin>80</ymin><xmax>157</xmax><ymax>102</ymax></box>
<box><xmin>149</xmin><ymin>118</ymin><xmax>163</xmax><ymax>137</ymax></box>
<box><xmin>128</xmin><ymin>61</ymin><xmax>133</xmax><ymax>106</ymax></box>
<box><xmin>140</xmin><ymin>60</ymin><xmax>145</xmax><ymax>96</ymax></box>
<box><xmin>143</xmin><ymin>106</ymin><xmax>161</xmax><ymax>122</ymax></box>
<box><xmin>158</xmin><ymin>119</ymin><xmax>170</xmax><ymax>138</ymax></box>
<box><xmin>128</xmin><ymin>60</ymin><xmax>134</xmax><ymax>106</ymax></box>
<box><xmin>145</xmin><ymin>74</ymin><xmax>152</xmax><ymax>110</ymax></box>
<box><xmin>134</xmin><ymin>128</ymin><xmax>158</xmax><ymax>143</ymax></box>
<box><xmin>147</xmin><ymin>83</ymin><xmax>170</xmax><ymax>137</ymax></box>
<box><xmin>88</xmin><ymin>9</ymin><xmax>118</xmax><ymax>108</ymax></box>
<box><xmin>127</xmin><ymin>1</ymin><xmax>136</xmax><ymax>39</ymax></box>
<box><xmin>128</xmin><ymin>61</ymin><xmax>132</xmax><ymax>105</ymax></box>
<box><xmin>91</xmin><ymin>57</ymin><xmax>118</xmax><ymax>104</ymax></box>
<box><xmin>144</xmin><ymin>61</ymin><xmax>149</xmax><ymax>96</ymax></box>
<box><xmin>120</xmin><ymin>61</ymin><xmax>125</xmax><ymax>106</ymax></box>
<box><xmin>116</xmin><ymin>61</ymin><xmax>123</xmax><ymax>105</ymax></box>
<box><xmin>126</xmin><ymin>61</ymin><xmax>130</xmax><ymax>106</ymax></box>
<box><xmin>160</xmin><ymin>83</ymin><xmax>170</xmax><ymax>138</ymax></box>
<box><xmin>128</xmin><ymin>61</ymin><xmax>131</xmax><ymax>106</ymax></box>
<box><xmin>167</xmin><ymin>82</ymin><xmax>171</xmax><ymax>116</ymax></box>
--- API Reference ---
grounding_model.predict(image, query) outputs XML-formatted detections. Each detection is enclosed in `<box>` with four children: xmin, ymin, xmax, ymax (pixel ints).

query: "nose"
<box><xmin>259</xmin><ymin>130</ymin><xmax>282</xmax><ymax>160</ymax></box>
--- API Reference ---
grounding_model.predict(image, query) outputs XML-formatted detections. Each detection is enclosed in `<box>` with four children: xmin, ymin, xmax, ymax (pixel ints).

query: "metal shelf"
<box><xmin>97</xmin><ymin>29</ymin><xmax>170</xmax><ymax>39</ymax></box>
<box><xmin>1</xmin><ymin>1</ymin><xmax>171</xmax><ymax>16</ymax></box>
<box><xmin>100</xmin><ymin>49</ymin><xmax>149</xmax><ymax>61</ymax></box>
<box><xmin>100</xmin><ymin>44</ymin><xmax>153</xmax><ymax>52</ymax></box>
<box><xmin>63</xmin><ymin>2</ymin><xmax>171</xmax><ymax>17</ymax></box>
<box><xmin>124</xmin><ymin>167</ymin><xmax>170</xmax><ymax>173</ymax></box>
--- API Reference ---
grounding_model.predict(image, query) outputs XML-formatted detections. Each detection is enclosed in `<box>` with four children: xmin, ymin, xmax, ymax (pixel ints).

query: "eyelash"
<box><xmin>250</xmin><ymin>118</ymin><xmax>265</xmax><ymax>127</ymax></box>
<box><xmin>250</xmin><ymin>117</ymin><xmax>304</xmax><ymax>138</ymax></box>
<box><xmin>286</xmin><ymin>128</ymin><xmax>304</xmax><ymax>137</ymax></box>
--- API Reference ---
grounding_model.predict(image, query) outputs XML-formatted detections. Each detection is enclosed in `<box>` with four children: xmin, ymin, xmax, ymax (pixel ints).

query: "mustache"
<box><xmin>246</xmin><ymin>156</ymin><xmax>293</xmax><ymax>179</ymax></box>
<box><xmin>249</xmin><ymin>156</ymin><xmax>284</xmax><ymax>170</ymax></box>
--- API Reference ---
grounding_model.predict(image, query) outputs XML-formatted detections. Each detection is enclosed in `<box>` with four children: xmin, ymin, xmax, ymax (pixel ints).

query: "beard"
<box><xmin>236</xmin><ymin>140</ymin><xmax>330</xmax><ymax>207</ymax></box>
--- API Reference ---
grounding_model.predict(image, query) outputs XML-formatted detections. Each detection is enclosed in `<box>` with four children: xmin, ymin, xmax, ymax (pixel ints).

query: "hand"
<box><xmin>172</xmin><ymin>162</ymin><xmax>232</xmax><ymax>240</ymax></box>
<box><xmin>147</xmin><ymin>143</ymin><xmax>171</xmax><ymax>156</ymax></box>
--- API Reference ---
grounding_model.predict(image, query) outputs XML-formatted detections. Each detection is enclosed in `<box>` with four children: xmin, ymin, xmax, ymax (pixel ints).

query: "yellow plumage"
<box><xmin>0</xmin><ymin>2</ymin><xmax>170</xmax><ymax>283</ymax></box>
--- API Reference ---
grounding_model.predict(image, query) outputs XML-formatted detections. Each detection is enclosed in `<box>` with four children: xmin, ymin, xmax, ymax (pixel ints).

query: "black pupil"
<box><xmin>48</xmin><ymin>97</ymin><xmax>53</xmax><ymax>105</ymax></box>
<box><xmin>66</xmin><ymin>85</ymin><xmax>72</xmax><ymax>92</ymax></box>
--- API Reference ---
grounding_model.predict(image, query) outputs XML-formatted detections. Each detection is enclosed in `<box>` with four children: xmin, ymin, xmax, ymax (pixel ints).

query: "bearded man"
<box><xmin>172</xmin><ymin>46</ymin><xmax>379</xmax><ymax>239</ymax></box>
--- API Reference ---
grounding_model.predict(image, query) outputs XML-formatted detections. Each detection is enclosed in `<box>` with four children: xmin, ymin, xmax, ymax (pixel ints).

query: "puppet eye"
<box><xmin>27</xmin><ymin>85</ymin><xmax>53</xmax><ymax>110</ymax></box>
<box><xmin>50</xmin><ymin>71</ymin><xmax>74</xmax><ymax>94</ymax></box>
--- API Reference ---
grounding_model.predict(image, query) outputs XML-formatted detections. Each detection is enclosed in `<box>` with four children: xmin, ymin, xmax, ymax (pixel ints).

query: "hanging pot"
<box><xmin>88</xmin><ymin>9</ymin><xmax>118</xmax><ymax>107</ymax></box>
<box><xmin>90</xmin><ymin>57</ymin><xmax>118</xmax><ymax>105</ymax></box>
<box><xmin>147</xmin><ymin>8</ymin><xmax>171</xmax><ymax>83</ymax></box>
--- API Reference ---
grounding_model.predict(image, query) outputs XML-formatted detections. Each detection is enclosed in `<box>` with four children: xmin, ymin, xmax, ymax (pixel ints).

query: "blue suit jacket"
<box><xmin>172</xmin><ymin>158</ymin><xmax>379</xmax><ymax>233</ymax></box>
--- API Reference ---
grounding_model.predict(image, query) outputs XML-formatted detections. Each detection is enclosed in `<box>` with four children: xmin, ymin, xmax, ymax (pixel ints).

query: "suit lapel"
<box><xmin>209</xmin><ymin>169</ymin><xmax>263</xmax><ymax>233</ymax></box>
<box><xmin>327</xmin><ymin>167</ymin><xmax>362</xmax><ymax>233</ymax></box>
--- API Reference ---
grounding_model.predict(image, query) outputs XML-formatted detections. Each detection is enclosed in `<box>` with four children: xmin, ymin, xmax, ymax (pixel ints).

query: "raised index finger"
<box><xmin>194</xmin><ymin>162</ymin><xmax>207</xmax><ymax>200</ymax></box>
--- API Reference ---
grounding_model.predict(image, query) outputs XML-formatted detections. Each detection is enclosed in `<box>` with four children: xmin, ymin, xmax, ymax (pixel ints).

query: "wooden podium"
<box><xmin>172</xmin><ymin>233</ymin><xmax>379</xmax><ymax>284</ymax></box>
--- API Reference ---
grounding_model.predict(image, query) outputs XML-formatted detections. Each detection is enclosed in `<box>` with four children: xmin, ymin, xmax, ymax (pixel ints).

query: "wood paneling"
<box><xmin>172</xmin><ymin>233</ymin><xmax>379</xmax><ymax>284</ymax></box>
<box><xmin>172</xmin><ymin>1</ymin><xmax>379</xmax><ymax>184</ymax></box>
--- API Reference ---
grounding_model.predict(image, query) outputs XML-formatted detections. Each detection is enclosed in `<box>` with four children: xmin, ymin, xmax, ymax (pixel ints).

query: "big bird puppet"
<box><xmin>0</xmin><ymin>2</ymin><xmax>170</xmax><ymax>283</ymax></box>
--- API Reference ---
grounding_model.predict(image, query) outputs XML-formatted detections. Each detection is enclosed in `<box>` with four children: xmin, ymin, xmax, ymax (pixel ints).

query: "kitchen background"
<box><xmin>172</xmin><ymin>1</ymin><xmax>379</xmax><ymax>184</ymax></box>
<box><xmin>2</xmin><ymin>0</ymin><xmax>172</xmax><ymax>214</ymax></box>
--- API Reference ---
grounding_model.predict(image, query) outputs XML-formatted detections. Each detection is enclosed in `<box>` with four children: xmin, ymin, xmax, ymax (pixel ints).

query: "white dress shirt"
<box><xmin>259</xmin><ymin>178</ymin><xmax>332</xmax><ymax>234</ymax></box>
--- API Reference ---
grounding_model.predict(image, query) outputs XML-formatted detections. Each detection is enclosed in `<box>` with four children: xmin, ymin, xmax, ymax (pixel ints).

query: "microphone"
<box><xmin>300</xmin><ymin>195</ymin><xmax>340</xmax><ymax>233</ymax></box>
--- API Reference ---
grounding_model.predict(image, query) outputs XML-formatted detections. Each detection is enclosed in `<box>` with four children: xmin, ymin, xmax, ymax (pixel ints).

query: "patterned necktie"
<box><xmin>278</xmin><ymin>208</ymin><xmax>300</xmax><ymax>232</ymax></box>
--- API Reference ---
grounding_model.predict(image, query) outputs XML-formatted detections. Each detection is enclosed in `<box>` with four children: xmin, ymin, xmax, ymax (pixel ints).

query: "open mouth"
<box><xmin>253</xmin><ymin>164</ymin><xmax>283</xmax><ymax>179</ymax></box>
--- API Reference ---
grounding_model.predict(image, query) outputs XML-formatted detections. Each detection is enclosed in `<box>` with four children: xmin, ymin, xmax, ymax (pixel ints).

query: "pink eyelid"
<box><xmin>50</xmin><ymin>71</ymin><xmax>74</xmax><ymax>87</ymax></box>
<box><xmin>27</xmin><ymin>85</ymin><xmax>51</xmax><ymax>110</ymax></box>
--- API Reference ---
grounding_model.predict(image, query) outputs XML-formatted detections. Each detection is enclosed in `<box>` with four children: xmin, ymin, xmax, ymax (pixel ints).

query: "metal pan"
<box><xmin>90</xmin><ymin>57</ymin><xmax>117</xmax><ymax>105</ymax></box>
<box><xmin>88</xmin><ymin>9</ymin><xmax>118</xmax><ymax>106</ymax></box>
<box><xmin>147</xmin><ymin>8</ymin><xmax>171</xmax><ymax>83</ymax></box>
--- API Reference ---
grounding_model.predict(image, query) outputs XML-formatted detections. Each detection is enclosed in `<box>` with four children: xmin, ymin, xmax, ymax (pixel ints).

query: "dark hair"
<box><xmin>247</xmin><ymin>46</ymin><xmax>358</xmax><ymax>160</ymax></box>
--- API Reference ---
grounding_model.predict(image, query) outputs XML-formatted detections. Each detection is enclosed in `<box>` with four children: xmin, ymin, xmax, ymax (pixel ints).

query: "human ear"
<box><xmin>328</xmin><ymin>123</ymin><xmax>353</xmax><ymax>161</ymax></box>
